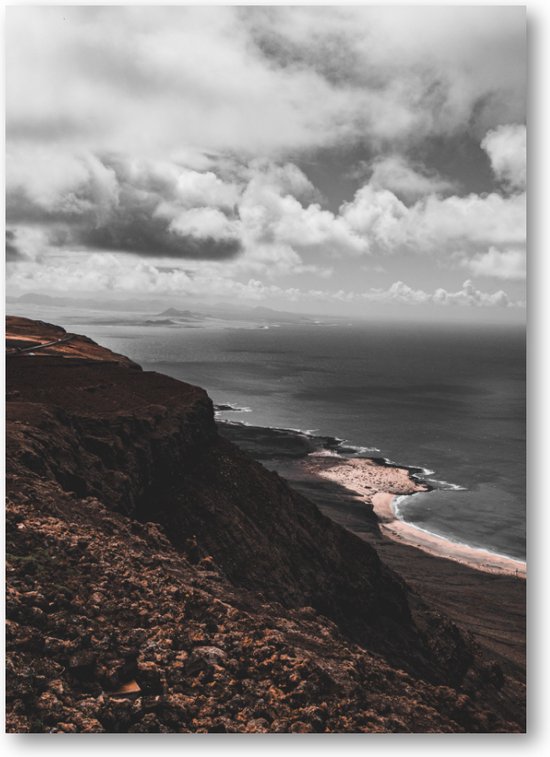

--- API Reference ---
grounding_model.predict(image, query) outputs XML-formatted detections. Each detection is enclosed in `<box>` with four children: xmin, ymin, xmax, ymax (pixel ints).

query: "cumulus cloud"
<box><xmin>6</xmin><ymin>151</ymin><xmax>368</xmax><ymax>269</ymax></box>
<box><xmin>7</xmin><ymin>250</ymin><xmax>521</xmax><ymax>314</ymax></box>
<box><xmin>366</xmin><ymin>279</ymin><xmax>513</xmax><ymax>308</ymax></box>
<box><xmin>167</xmin><ymin>207</ymin><xmax>240</xmax><ymax>242</ymax></box>
<box><xmin>6</xmin><ymin>149</ymin><xmax>243</xmax><ymax>260</ymax></box>
<box><xmin>340</xmin><ymin>186</ymin><xmax>409</xmax><ymax>251</ymax></box>
<box><xmin>481</xmin><ymin>124</ymin><xmax>526</xmax><ymax>191</ymax></box>
<box><xmin>6</xmin><ymin>143</ymin><xmax>526</xmax><ymax>285</ymax></box>
<box><xmin>341</xmin><ymin>182</ymin><xmax>526</xmax><ymax>256</ymax></box>
<box><xmin>239</xmin><ymin>163</ymin><xmax>366</xmax><ymax>258</ymax></box>
<box><xmin>333</xmin><ymin>129</ymin><xmax>526</xmax><ymax>276</ymax></box>
<box><xmin>6</xmin><ymin>130</ymin><xmax>527</xmax><ymax>288</ymax></box>
<box><xmin>81</xmin><ymin>214</ymin><xmax>242</xmax><ymax>260</ymax></box>
<box><xmin>6</xmin><ymin>252</ymin><xmax>312</xmax><ymax>300</ymax></box>
<box><xmin>463</xmin><ymin>247</ymin><xmax>526</xmax><ymax>280</ymax></box>
<box><xmin>356</xmin><ymin>156</ymin><xmax>456</xmax><ymax>203</ymax></box>
<box><xmin>406</xmin><ymin>191</ymin><xmax>526</xmax><ymax>250</ymax></box>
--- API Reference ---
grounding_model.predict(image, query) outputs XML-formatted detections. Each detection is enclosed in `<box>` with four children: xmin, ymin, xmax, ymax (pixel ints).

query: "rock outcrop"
<box><xmin>5</xmin><ymin>316</ymin><xmax>525</xmax><ymax>732</ymax></box>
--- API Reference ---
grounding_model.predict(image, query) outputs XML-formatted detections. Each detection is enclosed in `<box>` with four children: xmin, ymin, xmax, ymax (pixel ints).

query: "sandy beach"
<box><xmin>306</xmin><ymin>456</ymin><xmax>526</xmax><ymax>579</ymax></box>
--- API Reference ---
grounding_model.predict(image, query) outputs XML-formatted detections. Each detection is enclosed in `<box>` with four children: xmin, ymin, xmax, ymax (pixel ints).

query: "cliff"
<box><xmin>5</xmin><ymin>316</ymin><xmax>524</xmax><ymax>733</ymax></box>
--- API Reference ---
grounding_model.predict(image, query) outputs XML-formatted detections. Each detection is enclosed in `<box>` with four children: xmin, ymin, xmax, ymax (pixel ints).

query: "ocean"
<box><xmin>41</xmin><ymin>315</ymin><xmax>526</xmax><ymax>562</ymax></box>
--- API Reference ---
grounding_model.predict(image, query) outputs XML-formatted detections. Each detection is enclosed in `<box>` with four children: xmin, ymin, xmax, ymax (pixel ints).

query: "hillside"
<box><xmin>5</xmin><ymin>316</ymin><xmax>525</xmax><ymax>733</ymax></box>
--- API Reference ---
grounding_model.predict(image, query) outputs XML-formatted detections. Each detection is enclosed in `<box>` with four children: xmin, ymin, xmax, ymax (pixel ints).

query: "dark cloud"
<box><xmin>7</xmin><ymin>187</ymin><xmax>91</xmax><ymax>226</ymax></box>
<box><xmin>80</xmin><ymin>218</ymin><xmax>241</xmax><ymax>260</ymax></box>
<box><xmin>8</xmin><ymin>189</ymin><xmax>242</xmax><ymax>261</ymax></box>
<box><xmin>6</xmin><ymin>229</ymin><xmax>24</xmax><ymax>261</ymax></box>
<box><xmin>7</xmin><ymin>155</ymin><xmax>243</xmax><ymax>261</ymax></box>
<box><xmin>248</xmin><ymin>22</ymin><xmax>361</xmax><ymax>88</ymax></box>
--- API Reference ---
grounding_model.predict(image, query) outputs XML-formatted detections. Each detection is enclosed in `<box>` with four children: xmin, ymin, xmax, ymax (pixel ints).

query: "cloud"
<box><xmin>6</xmin><ymin>6</ymin><xmax>526</xmax><ymax>157</ymax></box>
<box><xmin>239</xmin><ymin>163</ymin><xmax>366</xmax><ymax>258</ymax></box>
<box><xmin>405</xmin><ymin>191</ymin><xmax>526</xmax><ymax>250</ymax></box>
<box><xmin>6</xmin><ymin>230</ymin><xmax>23</xmax><ymax>261</ymax></box>
<box><xmin>6</xmin><ymin>151</ymin><xmax>367</xmax><ymax>270</ymax></box>
<box><xmin>6</xmin><ymin>252</ymin><xmax>310</xmax><ymax>300</ymax></box>
<box><xmin>81</xmin><ymin>215</ymin><xmax>242</xmax><ymax>261</ymax></box>
<box><xmin>6</xmin><ymin>150</ymin><xmax>243</xmax><ymax>260</ymax></box>
<box><xmin>340</xmin><ymin>186</ymin><xmax>409</xmax><ymax>252</ymax></box>
<box><xmin>366</xmin><ymin>279</ymin><xmax>513</xmax><ymax>308</ymax></box>
<box><xmin>463</xmin><ymin>246</ymin><xmax>526</xmax><ymax>281</ymax></box>
<box><xmin>167</xmin><ymin>207</ymin><xmax>240</xmax><ymax>242</ymax></box>
<box><xmin>7</xmin><ymin>118</ymin><xmax>527</xmax><ymax>300</ymax></box>
<box><xmin>5</xmin><ymin>3</ymin><xmax>526</xmax><ymax>309</ymax></box>
<box><xmin>5</xmin><ymin>227</ymin><xmax>46</xmax><ymax>263</ymax></box>
<box><xmin>366</xmin><ymin>156</ymin><xmax>456</xmax><ymax>202</ymax></box>
<box><xmin>7</xmin><ymin>247</ymin><xmax>521</xmax><ymax>314</ymax></box>
<box><xmin>341</xmin><ymin>181</ymin><xmax>525</xmax><ymax>257</ymax></box>
<box><xmin>6</xmin><ymin>141</ymin><xmax>526</xmax><ymax>286</ymax></box>
<box><xmin>244</xmin><ymin>6</ymin><xmax>526</xmax><ymax>145</ymax></box>
<box><xmin>481</xmin><ymin>124</ymin><xmax>526</xmax><ymax>191</ymax></box>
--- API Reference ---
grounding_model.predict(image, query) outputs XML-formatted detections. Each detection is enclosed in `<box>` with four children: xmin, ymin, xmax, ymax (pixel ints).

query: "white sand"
<box><xmin>308</xmin><ymin>458</ymin><xmax>526</xmax><ymax>579</ymax></box>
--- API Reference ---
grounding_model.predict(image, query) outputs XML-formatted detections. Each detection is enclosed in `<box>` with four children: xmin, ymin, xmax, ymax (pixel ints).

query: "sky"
<box><xmin>5</xmin><ymin>5</ymin><xmax>527</xmax><ymax>321</ymax></box>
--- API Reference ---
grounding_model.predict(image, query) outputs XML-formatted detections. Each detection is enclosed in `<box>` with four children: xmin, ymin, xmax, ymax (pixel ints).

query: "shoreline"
<box><xmin>306</xmin><ymin>456</ymin><xmax>526</xmax><ymax>579</ymax></box>
<box><xmin>218</xmin><ymin>417</ymin><xmax>526</xmax><ymax>577</ymax></box>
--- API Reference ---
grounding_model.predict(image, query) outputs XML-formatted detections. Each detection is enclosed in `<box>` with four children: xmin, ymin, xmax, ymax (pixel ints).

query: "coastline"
<box><xmin>219</xmin><ymin>418</ymin><xmax>525</xmax><ymax>675</ymax></box>
<box><xmin>306</xmin><ymin>456</ymin><xmax>526</xmax><ymax>579</ymax></box>
<box><xmin>218</xmin><ymin>417</ymin><xmax>525</xmax><ymax>579</ymax></box>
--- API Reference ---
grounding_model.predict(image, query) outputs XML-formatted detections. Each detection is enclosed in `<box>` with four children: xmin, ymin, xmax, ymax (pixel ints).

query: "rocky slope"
<box><xmin>5</xmin><ymin>316</ymin><xmax>525</xmax><ymax>732</ymax></box>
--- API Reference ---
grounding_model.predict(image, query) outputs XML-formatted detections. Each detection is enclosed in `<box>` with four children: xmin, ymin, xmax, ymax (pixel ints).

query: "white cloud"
<box><xmin>464</xmin><ymin>246</ymin><xmax>526</xmax><ymax>281</ymax></box>
<box><xmin>340</xmin><ymin>186</ymin><xmax>409</xmax><ymax>251</ymax></box>
<box><xmin>7</xmin><ymin>143</ymin><xmax>527</xmax><ymax>287</ymax></box>
<box><xmin>173</xmin><ymin>171</ymin><xmax>240</xmax><ymax>210</ymax></box>
<box><xmin>7</xmin><ymin>151</ymin><xmax>244</xmax><ymax>259</ymax></box>
<box><xmin>366</xmin><ymin>279</ymin><xmax>514</xmax><ymax>308</ymax></box>
<box><xmin>167</xmin><ymin>207</ymin><xmax>240</xmax><ymax>242</ymax></box>
<box><xmin>6</xmin><ymin>6</ymin><xmax>526</xmax><ymax>157</ymax></box>
<box><xmin>481</xmin><ymin>124</ymin><xmax>526</xmax><ymax>191</ymax></box>
<box><xmin>239</xmin><ymin>168</ymin><xmax>366</xmax><ymax>258</ymax></box>
<box><xmin>368</xmin><ymin>156</ymin><xmax>455</xmax><ymax>202</ymax></box>
<box><xmin>341</xmin><ymin>183</ymin><xmax>526</xmax><ymax>256</ymax></box>
<box><xmin>7</xmin><ymin>153</ymin><xmax>355</xmax><ymax>277</ymax></box>
<box><xmin>7</xmin><ymin>250</ymin><xmax>522</xmax><ymax>313</ymax></box>
<box><xmin>406</xmin><ymin>191</ymin><xmax>526</xmax><ymax>250</ymax></box>
<box><xmin>5</xmin><ymin>251</ymin><xmax>322</xmax><ymax>301</ymax></box>
<box><xmin>6</xmin><ymin>147</ymin><xmax>120</xmax><ymax>224</ymax></box>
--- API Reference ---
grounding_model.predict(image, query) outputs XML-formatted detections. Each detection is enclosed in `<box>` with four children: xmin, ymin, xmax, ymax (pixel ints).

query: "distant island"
<box><xmin>156</xmin><ymin>308</ymin><xmax>202</xmax><ymax>320</ymax></box>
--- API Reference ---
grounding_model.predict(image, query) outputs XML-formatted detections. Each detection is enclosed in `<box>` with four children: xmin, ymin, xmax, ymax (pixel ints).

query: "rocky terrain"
<box><xmin>5</xmin><ymin>316</ymin><xmax>525</xmax><ymax>733</ymax></box>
